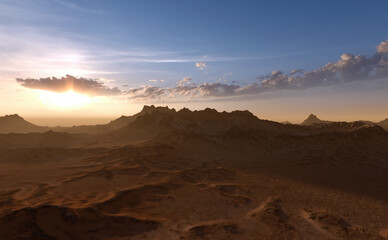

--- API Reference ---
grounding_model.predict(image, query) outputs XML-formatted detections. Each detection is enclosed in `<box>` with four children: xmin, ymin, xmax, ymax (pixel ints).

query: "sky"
<box><xmin>1</xmin><ymin>0</ymin><xmax>388</xmax><ymax>126</ymax></box>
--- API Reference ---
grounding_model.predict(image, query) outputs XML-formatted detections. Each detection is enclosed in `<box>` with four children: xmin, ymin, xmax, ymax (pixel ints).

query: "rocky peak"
<box><xmin>140</xmin><ymin>105</ymin><xmax>176</xmax><ymax>115</ymax></box>
<box><xmin>301</xmin><ymin>114</ymin><xmax>325</xmax><ymax>126</ymax></box>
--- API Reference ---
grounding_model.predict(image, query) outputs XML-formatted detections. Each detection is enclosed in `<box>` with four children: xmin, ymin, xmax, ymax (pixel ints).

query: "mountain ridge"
<box><xmin>1</xmin><ymin>106</ymin><xmax>387</xmax><ymax>134</ymax></box>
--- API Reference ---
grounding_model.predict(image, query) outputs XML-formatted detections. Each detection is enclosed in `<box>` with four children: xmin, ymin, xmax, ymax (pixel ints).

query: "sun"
<box><xmin>40</xmin><ymin>90</ymin><xmax>91</xmax><ymax>108</ymax></box>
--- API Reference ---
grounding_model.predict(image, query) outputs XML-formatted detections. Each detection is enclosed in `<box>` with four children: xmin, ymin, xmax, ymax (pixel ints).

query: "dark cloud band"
<box><xmin>16</xmin><ymin>75</ymin><xmax>121</xmax><ymax>96</ymax></box>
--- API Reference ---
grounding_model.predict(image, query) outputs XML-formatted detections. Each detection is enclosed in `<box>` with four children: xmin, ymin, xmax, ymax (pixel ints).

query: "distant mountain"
<box><xmin>377</xmin><ymin>119</ymin><xmax>388</xmax><ymax>131</ymax></box>
<box><xmin>101</xmin><ymin>106</ymin><xmax>296</xmax><ymax>146</ymax></box>
<box><xmin>93</xmin><ymin>106</ymin><xmax>386</xmax><ymax>150</ymax></box>
<box><xmin>1</xmin><ymin>106</ymin><xmax>386</xmax><ymax>137</ymax></box>
<box><xmin>300</xmin><ymin>114</ymin><xmax>382</xmax><ymax>132</ymax></box>
<box><xmin>105</xmin><ymin>107</ymin><xmax>384</xmax><ymax>146</ymax></box>
<box><xmin>0</xmin><ymin>114</ymin><xmax>49</xmax><ymax>134</ymax></box>
<box><xmin>116</xmin><ymin>107</ymin><xmax>285</xmax><ymax>135</ymax></box>
<box><xmin>57</xmin><ymin>107</ymin><xmax>386</xmax><ymax>135</ymax></box>
<box><xmin>0</xmin><ymin>106</ymin><xmax>386</xmax><ymax>149</ymax></box>
<box><xmin>0</xmin><ymin>106</ymin><xmax>178</xmax><ymax>135</ymax></box>
<box><xmin>301</xmin><ymin>114</ymin><xmax>329</xmax><ymax>126</ymax></box>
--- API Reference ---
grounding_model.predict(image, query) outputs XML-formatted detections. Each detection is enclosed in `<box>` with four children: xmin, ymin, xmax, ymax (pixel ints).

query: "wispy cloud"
<box><xmin>195</xmin><ymin>62</ymin><xmax>207</xmax><ymax>70</ymax></box>
<box><xmin>149</xmin><ymin>79</ymin><xmax>165</xmax><ymax>83</ymax></box>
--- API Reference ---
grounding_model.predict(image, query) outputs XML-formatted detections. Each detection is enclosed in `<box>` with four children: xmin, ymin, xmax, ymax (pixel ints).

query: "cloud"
<box><xmin>216</xmin><ymin>72</ymin><xmax>233</xmax><ymax>82</ymax></box>
<box><xmin>125</xmin><ymin>86</ymin><xmax>166</xmax><ymax>100</ymax></box>
<box><xmin>16</xmin><ymin>75</ymin><xmax>121</xmax><ymax>96</ymax></box>
<box><xmin>148</xmin><ymin>79</ymin><xmax>165</xmax><ymax>83</ymax></box>
<box><xmin>177</xmin><ymin>77</ymin><xmax>192</xmax><ymax>86</ymax></box>
<box><xmin>195</xmin><ymin>62</ymin><xmax>207</xmax><ymax>70</ymax></box>
<box><xmin>123</xmin><ymin>39</ymin><xmax>388</xmax><ymax>101</ymax></box>
<box><xmin>377</xmin><ymin>39</ymin><xmax>388</xmax><ymax>54</ymax></box>
<box><xmin>289</xmin><ymin>69</ymin><xmax>304</xmax><ymax>75</ymax></box>
<box><xmin>197</xmin><ymin>83</ymin><xmax>240</xmax><ymax>97</ymax></box>
<box><xmin>173</xmin><ymin>77</ymin><xmax>198</xmax><ymax>96</ymax></box>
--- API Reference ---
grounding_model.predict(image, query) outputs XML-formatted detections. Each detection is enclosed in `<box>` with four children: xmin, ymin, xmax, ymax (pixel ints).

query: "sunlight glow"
<box><xmin>40</xmin><ymin>90</ymin><xmax>91</xmax><ymax>109</ymax></box>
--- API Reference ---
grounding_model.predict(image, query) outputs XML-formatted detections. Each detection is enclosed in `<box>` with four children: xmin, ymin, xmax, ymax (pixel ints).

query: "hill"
<box><xmin>0</xmin><ymin>114</ymin><xmax>49</xmax><ymax>134</ymax></box>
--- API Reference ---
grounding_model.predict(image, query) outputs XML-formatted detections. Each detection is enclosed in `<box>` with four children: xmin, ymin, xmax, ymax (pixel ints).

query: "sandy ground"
<box><xmin>0</xmin><ymin>142</ymin><xmax>387</xmax><ymax>240</ymax></box>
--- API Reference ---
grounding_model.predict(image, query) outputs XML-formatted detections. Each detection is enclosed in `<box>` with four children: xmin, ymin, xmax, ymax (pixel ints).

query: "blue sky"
<box><xmin>1</xmin><ymin>0</ymin><xmax>388</xmax><ymax>123</ymax></box>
